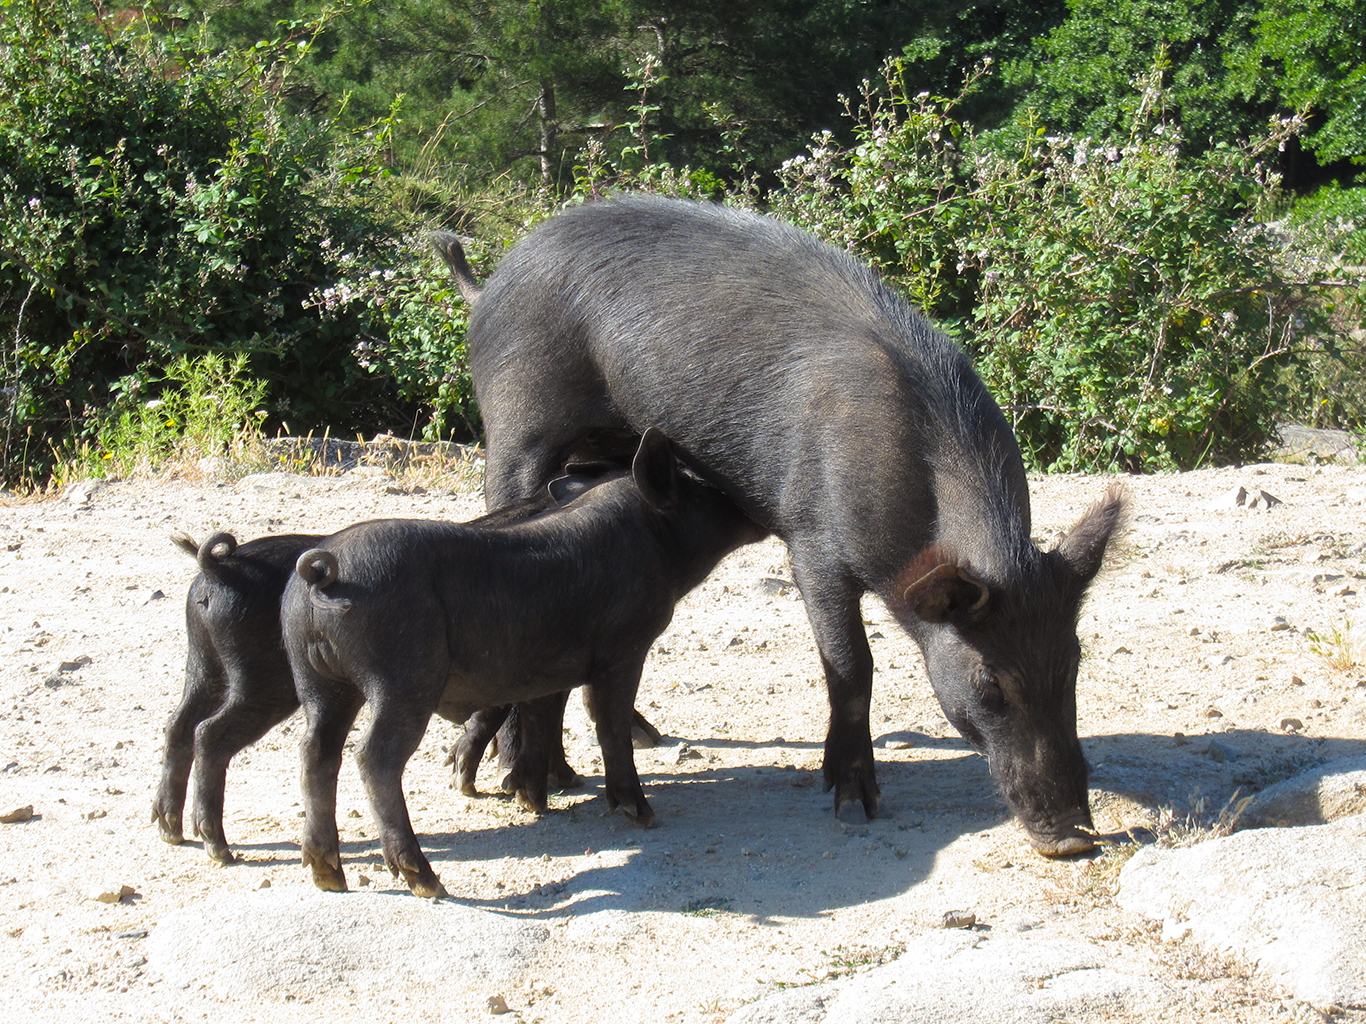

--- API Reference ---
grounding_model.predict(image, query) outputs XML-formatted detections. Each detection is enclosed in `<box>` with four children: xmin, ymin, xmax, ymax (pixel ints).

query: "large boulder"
<box><xmin>1119</xmin><ymin>814</ymin><xmax>1366</xmax><ymax>1009</ymax></box>
<box><xmin>1238</xmin><ymin>756</ymin><xmax>1366</xmax><ymax>828</ymax></box>
<box><xmin>148</xmin><ymin>885</ymin><xmax>548</xmax><ymax>1006</ymax></box>
<box><xmin>728</xmin><ymin>929</ymin><xmax>1171</xmax><ymax>1024</ymax></box>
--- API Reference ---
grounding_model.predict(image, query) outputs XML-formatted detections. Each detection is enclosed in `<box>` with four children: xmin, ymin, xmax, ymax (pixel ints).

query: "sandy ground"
<box><xmin>2</xmin><ymin>458</ymin><xmax>1365</xmax><ymax>1022</ymax></box>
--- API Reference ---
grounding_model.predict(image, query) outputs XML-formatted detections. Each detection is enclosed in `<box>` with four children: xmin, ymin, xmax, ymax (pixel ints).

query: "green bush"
<box><xmin>57</xmin><ymin>352</ymin><xmax>268</xmax><ymax>481</ymax></box>
<box><xmin>0</xmin><ymin>3</ymin><xmax>476</xmax><ymax>486</ymax></box>
<box><xmin>771</xmin><ymin>61</ymin><xmax>1352</xmax><ymax>471</ymax></box>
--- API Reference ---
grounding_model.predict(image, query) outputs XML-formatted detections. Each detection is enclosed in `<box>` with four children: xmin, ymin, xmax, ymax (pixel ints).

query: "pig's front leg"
<box><xmin>586</xmin><ymin>667</ymin><xmax>653</xmax><ymax>828</ymax></box>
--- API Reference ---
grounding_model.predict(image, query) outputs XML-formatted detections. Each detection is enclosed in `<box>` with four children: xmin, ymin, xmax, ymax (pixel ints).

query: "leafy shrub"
<box><xmin>770</xmin><ymin>60</ymin><xmax>1354</xmax><ymax>471</ymax></box>
<box><xmin>56</xmin><ymin>352</ymin><xmax>268</xmax><ymax>482</ymax></box>
<box><xmin>0</xmin><ymin>4</ymin><xmax>476</xmax><ymax>485</ymax></box>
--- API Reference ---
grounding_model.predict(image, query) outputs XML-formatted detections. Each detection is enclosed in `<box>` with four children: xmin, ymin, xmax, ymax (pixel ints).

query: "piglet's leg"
<box><xmin>358</xmin><ymin>696</ymin><xmax>447</xmax><ymax>899</ymax></box>
<box><xmin>449</xmin><ymin>705</ymin><xmax>509</xmax><ymax>796</ymax></box>
<box><xmin>191</xmin><ymin>683</ymin><xmax>299</xmax><ymax>864</ymax></box>
<box><xmin>298</xmin><ymin>686</ymin><xmax>365</xmax><ymax>893</ymax></box>
<box><xmin>586</xmin><ymin>666</ymin><xmax>653</xmax><ymax>828</ymax></box>
<box><xmin>499</xmin><ymin>692</ymin><xmax>581</xmax><ymax>795</ymax></box>
<box><xmin>499</xmin><ymin>693</ymin><xmax>561</xmax><ymax>813</ymax></box>
<box><xmin>153</xmin><ymin>664</ymin><xmax>223</xmax><ymax>846</ymax></box>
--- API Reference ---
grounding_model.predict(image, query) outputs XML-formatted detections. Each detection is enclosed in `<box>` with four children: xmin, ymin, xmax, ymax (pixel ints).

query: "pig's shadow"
<box><xmin>373</xmin><ymin>728</ymin><xmax>1012</xmax><ymax>921</ymax></box>
<box><xmin>1081</xmin><ymin>726</ymin><xmax>1366</xmax><ymax>819</ymax></box>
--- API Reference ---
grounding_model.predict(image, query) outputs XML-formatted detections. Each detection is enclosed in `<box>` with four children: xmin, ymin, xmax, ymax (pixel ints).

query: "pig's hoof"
<box><xmin>310</xmin><ymin>867</ymin><xmax>348</xmax><ymax>892</ymax></box>
<box><xmin>515</xmin><ymin>789</ymin><xmax>548</xmax><ymax>814</ymax></box>
<box><xmin>835</xmin><ymin>799</ymin><xmax>869</xmax><ymax>825</ymax></box>
<box><xmin>205</xmin><ymin>842</ymin><xmax>236</xmax><ymax>865</ymax></box>
<box><xmin>548</xmin><ymin>764</ymin><xmax>582</xmax><ymax>792</ymax></box>
<box><xmin>410</xmin><ymin>876</ymin><xmax>448</xmax><ymax>899</ymax></box>
<box><xmin>1030</xmin><ymin>832</ymin><xmax>1097</xmax><ymax>857</ymax></box>
<box><xmin>152</xmin><ymin>807</ymin><xmax>184</xmax><ymax>844</ymax></box>
<box><xmin>624</xmin><ymin>802</ymin><xmax>656</xmax><ymax>829</ymax></box>
<box><xmin>630</xmin><ymin>712</ymin><xmax>663</xmax><ymax>749</ymax></box>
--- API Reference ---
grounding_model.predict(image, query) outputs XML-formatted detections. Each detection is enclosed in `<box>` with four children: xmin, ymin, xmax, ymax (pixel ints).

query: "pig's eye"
<box><xmin>976</xmin><ymin>670</ymin><xmax>1006</xmax><ymax>711</ymax></box>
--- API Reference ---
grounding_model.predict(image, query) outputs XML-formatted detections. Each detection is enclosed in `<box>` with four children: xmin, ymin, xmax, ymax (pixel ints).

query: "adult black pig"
<box><xmin>435</xmin><ymin>197</ymin><xmax>1123</xmax><ymax>855</ymax></box>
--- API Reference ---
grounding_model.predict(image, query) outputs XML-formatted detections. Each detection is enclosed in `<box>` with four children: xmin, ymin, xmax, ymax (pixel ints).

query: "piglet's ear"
<box><xmin>904</xmin><ymin>561</ymin><xmax>991</xmax><ymax>625</ymax></box>
<box><xmin>547</xmin><ymin>474</ymin><xmax>591</xmax><ymax>506</ymax></box>
<box><xmin>1055</xmin><ymin>485</ymin><xmax>1125</xmax><ymax>583</ymax></box>
<box><xmin>631</xmin><ymin>426</ymin><xmax>679</xmax><ymax>511</ymax></box>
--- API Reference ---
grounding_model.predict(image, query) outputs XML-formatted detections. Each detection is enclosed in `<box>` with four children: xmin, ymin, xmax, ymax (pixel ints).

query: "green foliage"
<box><xmin>771</xmin><ymin>60</ymin><xmax>1345</xmax><ymax>471</ymax></box>
<box><xmin>57</xmin><ymin>352</ymin><xmax>268</xmax><ymax>482</ymax></box>
<box><xmin>0</xmin><ymin>2</ymin><xmax>478</xmax><ymax>485</ymax></box>
<box><xmin>1247</xmin><ymin>0</ymin><xmax>1366</xmax><ymax>165</ymax></box>
<box><xmin>1002</xmin><ymin>0</ymin><xmax>1269</xmax><ymax>149</ymax></box>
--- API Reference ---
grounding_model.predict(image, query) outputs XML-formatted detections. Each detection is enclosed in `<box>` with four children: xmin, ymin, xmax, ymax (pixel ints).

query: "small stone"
<box><xmin>357</xmin><ymin>875</ymin><xmax>371</xmax><ymax>888</ymax></box>
<box><xmin>1</xmin><ymin>805</ymin><xmax>34</xmax><ymax>823</ymax></box>
<box><xmin>58</xmin><ymin>655</ymin><xmax>92</xmax><ymax>672</ymax></box>
<box><xmin>822</xmin><ymin>851</ymin><xmax>835</xmax><ymax>860</ymax></box>
<box><xmin>1171</xmin><ymin>732</ymin><xmax>1189</xmax><ymax>746</ymax></box>
<box><xmin>487</xmin><ymin>994</ymin><xmax>511</xmax><ymax>1014</ymax></box>
<box><xmin>1220</xmin><ymin>485</ymin><xmax>1249</xmax><ymax>508</ymax></box>
<box><xmin>258</xmin><ymin>878</ymin><xmax>272</xmax><ymax>889</ymax></box>
<box><xmin>1207</xmin><ymin>740</ymin><xmax>1241</xmax><ymax>763</ymax></box>
<box><xmin>1280</xmin><ymin>718</ymin><xmax>1304</xmax><ymax>734</ymax></box>
<box><xmin>84</xmin><ymin>808</ymin><xmax>106</xmax><ymax>821</ymax></box>
<box><xmin>90</xmin><ymin>884</ymin><xmax>135</xmax><ymax>904</ymax></box>
<box><xmin>1291</xmin><ymin>675</ymin><xmax>1305</xmax><ymax>686</ymax></box>
<box><xmin>347</xmin><ymin>808</ymin><xmax>362</xmax><ymax>818</ymax></box>
<box><xmin>669</xmin><ymin>743</ymin><xmax>703</xmax><ymax>764</ymax></box>
<box><xmin>1203</xmin><ymin>707</ymin><xmax>1224</xmax><ymax>719</ymax></box>
<box><xmin>116</xmin><ymin>930</ymin><xmax>148</xmax><ymax>940</ymax></box>
<box><xmin>1269</xmin><ymin>617</ymin><xmax>1291</xmax><ymax>632</ymax></box>
<box><xmin>140</xmin><ymin>589</ymin><xmax>167</xmax><ymax>605</ymax></box>
<box><xmin>941</xmin><ymin>910</ymin><xmax>976</xmax><ymax>929</ymax></box>
<box><xmin>1247</xmin><ymin>489</ymin><xmax>1283</xmax><ymax>511</ymax></box>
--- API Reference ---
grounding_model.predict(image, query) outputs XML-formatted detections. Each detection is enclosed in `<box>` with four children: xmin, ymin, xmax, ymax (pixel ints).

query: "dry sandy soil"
<box><xmin>2</xmin><ymin>457</ymin><xmax>1365</xmax><ymax>1022</ymax></box>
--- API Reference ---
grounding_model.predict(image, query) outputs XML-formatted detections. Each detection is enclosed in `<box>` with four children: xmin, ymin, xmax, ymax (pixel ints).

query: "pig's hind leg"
<box><xmin>153</xmin><ymin>644</ymin><xmax>224</xmax><ymax>845</ymax></box>
<box><xmin>357</xmin><ymin>692</ymin><xmax>448</xmax><ymax>898</ymax></box>
<box><xmin>448</xmin><ymin>705</ymin><xmax>509</xmax><ymax>795</ymax></box>
<box><xmin>189</xmin><ymin>677</ymin><xmax>299</xmax><ymax>863</ymax></box>
<box><xmin>297</xmin><ymin>681</ymin><xmax>366</xmax><ymax>893</ymax></box>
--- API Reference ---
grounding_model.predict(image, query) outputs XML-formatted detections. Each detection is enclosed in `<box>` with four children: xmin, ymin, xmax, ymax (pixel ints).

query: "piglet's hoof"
<box><xmin>623</xmin><ymin>802</ymin><xmax>656</xmax><ymax>829</ymax></box>
<box><xmin>835</xmin><ymin>799</ymin><xmax>869</xmax><ymax>825</ymax></box>
<box><xmin>514</xmin><ymin>789</ymin><xmax>549</xmax><ymax>814</ymax></box>
<box><xmin>630</xmin><ymin>711</ymin><xmax>663</xmax><ymax>749</ymax></box>
<box><xmin>304</xmin><ymin>853</ymin><xmax>348</xmax><ymax>893</ymax></box>
<box><xmin>152</xmin><ymin>807</ymin><xmax>184</xmax><ymax>845</ymax></box>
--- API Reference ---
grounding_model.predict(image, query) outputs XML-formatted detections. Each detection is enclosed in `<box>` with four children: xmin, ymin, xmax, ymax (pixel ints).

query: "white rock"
<box><xmin>1240</xmin><ymin>756</ymin><xmax>1366</xmax><ymax>828</ymax></box>
<box><xmin>1119</xmin><ymin>814</ymin><xmax>1366</xmax><ymax>1008</ymax></box>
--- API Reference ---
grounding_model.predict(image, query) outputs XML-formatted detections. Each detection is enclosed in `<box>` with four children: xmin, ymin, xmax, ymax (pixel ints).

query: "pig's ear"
<box><xmin>547</xmin><ymin>474</ymin><xmax>591</xmax><ymax>505</ymax></box>
<box><xmin>547</xmin><ymin>459</ymin><xmax>620</xmax><ymax>505</ymax></box>
<box><xmin>1055</xmin><ymin>485</ymin><xmax>1125</xmax><ymax>583</ymax></box>
<box><xmin>903</xmin><ymin>561</ymin><xmax>991</xmax><ymax>625</ymax></box>
<box><xmin>631</xmin><ymin>427</ymin><xmax>678</xmax><ymax>510</ymax></box>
